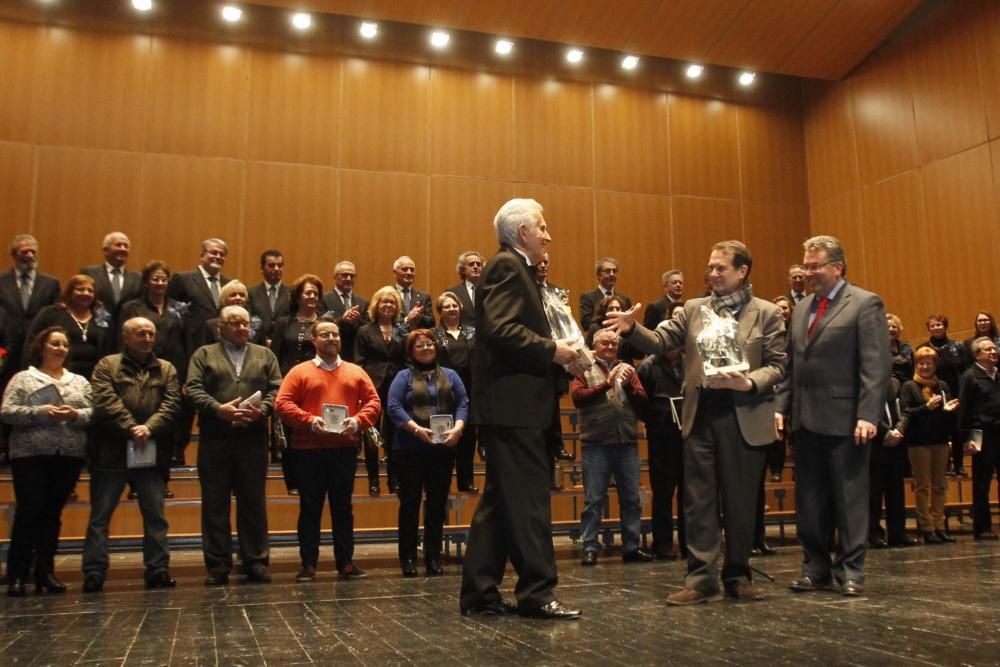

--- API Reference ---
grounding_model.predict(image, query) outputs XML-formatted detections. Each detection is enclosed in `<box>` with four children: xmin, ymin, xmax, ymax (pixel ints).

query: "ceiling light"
<box><xmin>291</xmin><ymin>12</ymin><xmax>311</xmax><ymax>30</ymax></box>
<box><xmin>359</xmin><ymin>21</ymin><xmax>378</xmax><ymax>39</ymax></box>
<box><xmin>495</xmin><ymin>39</ymin><xmax>514</xmax><ymax>56</ymax></box>
<box><xmin>131</xmin><ymin>0</ymin><xmax>153</xmax><ymax>11</ymax></box>
<box><xmin>686</xmin><ymin>64</ymin><xmax>704</xmax><ymax>79</ymax></box>
<box><xmin>566</xmin><ymin>48</ymin><xmax>584</xmax><ymax>64</ymax></box>
<box><xmin>621</xmin><ymin>55</ymin><xmax>639</xmax><ymax>70</ymax></box>
<box><xmin>430</xmin><ymin>31</ymin><xmax>450</xmax><ymax>48</ymax></box>
<box><xmin>220</xmin><ymin>5</ymin><xmax>242</xmax><ymax>23</ymax></box>
<box><xmin>738</xmin><ymin>71</ymin><xmax>756</xmax><ymax>86</ymax></box>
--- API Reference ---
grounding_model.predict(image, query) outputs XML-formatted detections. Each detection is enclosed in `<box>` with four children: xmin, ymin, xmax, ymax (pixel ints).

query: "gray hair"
<box><xmin>102</xmin><ymin>231</ymin><xmax>130</xmax><ymax>249</ymax></box>
<box><xmin>595</xmin><ymin>257</ymin><xmax>619</xmax><ymax>275</ymax></box>
<box><xmin>334</xmin><ymin>260</ymin><xmax>356</xmax><ymax>274</ymax></box>
<box><xmin>456</xmin><ymin>250</ymin><xmax>483</xmax><ymax>278</ymax></box>
<box><xmin>9</xmin><ymin>234</ymin><xmax>38</xmax><ymax>254</ymax></box>
<box><xmin>219</xmin><ymin>305</ymin><xmax>249</xmax><ymax>322</ymax></box>
<box><xmin>494</xmin><ymin>198</ymin><xmax>543</xmax><ymax>247</ymax></box>
<box><xmin>201</xmin><ymin>238</ymin><xmax>229</xmax><ymax>255</ymax></box>
<box><xmin>803</xmin><ymin>235</ymin><xmax>846</xmax><ymax>276</ymax></box>
<box><xmin>592</xmin><ymin>328</ymin><xmax>620</xmax><ymax>346</ymax></box>
<box><xmin>662</xmin><ymin>269</ymin><xmax>682</xmax><ymax>285</ymax></box>
<box><xmin>787</xmin><ymin>264</ymin><xmax>804</xmax><ymax>275</ymax></box>
<box><xmin>972</xmin><ymin>336</ymin><xmax>996</xmax><ymax>356</ymax></box>
<box><xmin>393</xmin><ymin>255</ymin><xmax>414</xmax><ymax>271</ymax></box>
<box><xmin>121</xmin><ymin>316</ymin><xmax>155</xmax><ymax>336</ymax></box>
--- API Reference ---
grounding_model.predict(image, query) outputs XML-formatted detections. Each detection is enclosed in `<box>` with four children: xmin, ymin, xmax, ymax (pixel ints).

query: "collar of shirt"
<box><xmin>265</xmin><ymin>281</ymin><xmax>281</xmax><ymax>291</ymax></box>
<box><xmin>975</xmin><ymin>362</ymin><xmax>998</xmax><ymax>381</ymax></box>
<box><xmin>396</xmin><ymin>284</ymin><xmax>410</xmax><ymax>293</ymax></box>
<box><xmin>105</xmin><ymin>262</ymin><xmax>123</xmax><ymax>276</ymax></box>
<box><xmin>596</xmin><ymin>357</ymin><xmax>619</xmax><ymax>373</ymax></box>
<box><xmin>313</xmin><ymin>355</ymin><xmax>342</xmax><ymax>371</ymax></box>
<box><xmin>198</xmin><ymin>265</ymin><xmax>218</xmax><ymax>282</ymax></box>
<box><xmin>820</xmin><ymin>279</ymin><xmax>846</xmax><ymax>303</ymax></box>
<box><xmin>597</xmin><ymin>285</ymin><xmax>613</xmax><ymax>296</ymax></box>
<box><xmin>336</xmin><ymin>289</ymin><xmax>351</xmax><ymax>299</ymax></box>
<box><xmin>465</xmin><ymin>280</ymin><xmax>476</xmax><ymax>292</ymax></box>
<box><xmin>511</xmin><ymin>246</ymin><xmax>532</xmax><ymax>266</ymax></box>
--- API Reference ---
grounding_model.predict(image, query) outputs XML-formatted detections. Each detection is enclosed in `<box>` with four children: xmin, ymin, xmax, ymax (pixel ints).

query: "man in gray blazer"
<box><xmin>80</xmin><ymin>231</ymin><xmax>143</xmax><ymax>328</ymax></box>
<box><xmin>776</xmin><ymin>235</ymin><xmax>890</xmax><ymax>597</ymax></box>
<box><xmin>606</xmin><ymin>240</ymin><xmax>786</xmax><ymax>605</ymax></box>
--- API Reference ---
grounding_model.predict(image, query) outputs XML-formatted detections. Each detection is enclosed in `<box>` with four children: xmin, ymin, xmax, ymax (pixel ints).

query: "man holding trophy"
<box><xmin>604</xmin><ymin>240</ymin><xmax>786</xmax><ymax>605</ymax></box>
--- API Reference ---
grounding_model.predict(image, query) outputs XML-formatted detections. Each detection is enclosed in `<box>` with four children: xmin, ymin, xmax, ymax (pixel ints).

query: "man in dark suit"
<box><xmin>0</xmin><ymin>234</ymin><xmax>60</xmax><ymax>380</ymax></box>
<box><xmin>445</xmin><ymin>251</ymin><xmax>483</xmax><ymax>327</ymax></box>
<box><xmin>393</xmin><ymin>256</ymin><xmax>435</xmax><ymax>329</ymax></box>
<box><xmin>80</xmin><ymin>232</ymin><xmax>143</xmax><ymax>328</ymax></box>
<box><xmin>643</xmin><ymin>269</ymin><xmax>684</xmax><ymax>330</ymax></box>
<box><xmin>786</xmin><ymin>264</ymin><xmax>808</xmax><ymax>306</ymax></box>
<box><xmin>460</xmin><ymin>198</ymin><xmax>582</xmax><ymax>620</ymax></box>
<box><xmin>579</xmin><ymin>257</ymin><xmax>631</xmax><ymax>331</ymax></box>
<box><xmin>186</xmin><ymin>305</ymin><xmax>282</xmax><ymax>585</ymax></box>
<box><xmin>607</xmin><ymin>240</ymin><xmax>786</xmax><ymax>605</ymax></box>
<box><xmin>246</xmin><ymin>249</ymin><xmax>290</xmax><ymax>344</ymax></box>
<box><xmin>321</xmin><ymin>260</ymin><xmax>369</xmax><ymax>363</ymax></box>
<box><xmin>776</xmin><ymin>235</ymin><xmax>890</xmax><ymax>597</ymax></box>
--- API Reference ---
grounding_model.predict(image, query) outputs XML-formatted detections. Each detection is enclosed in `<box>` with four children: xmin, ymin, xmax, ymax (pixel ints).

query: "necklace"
<box><xmin>69</xmin><ymin>311</ymin><xmax>90</xmax><ymax>343</ymax></box>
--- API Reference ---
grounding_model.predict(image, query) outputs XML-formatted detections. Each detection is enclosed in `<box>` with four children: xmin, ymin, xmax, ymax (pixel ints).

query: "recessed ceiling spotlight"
<box><xmin>566</xmin><ymin>48</ymin><xmax>584</xmax><ymax>64</ymax></box>
<box><xmin>430</xmin><ymin>30</ymin><xmax>450</xmax><ymax>48</ymax></box>
<box><xmin>220</xmin><ymin>5</ymin><xmax>242</xmax><ymax>23</ymax></box>
<box><xmin>495</xmin><ymin>39</ymin><xmax>514</xmax><ymax>56</ymax></box>
<box><xmin>738</xmin><ymin>71</ymin><xmax>756</xmax><ymax>86</ymax></box>
<box><xmin>359</xmin><ymin>21</ymin><xmax>378</xmax><ymax>39</ymax></box>
<box><xmin>621</xmin><ymin>55</ymin><xmax>639</xmax><ymax>70</ymax></box>
<box><xmin>131</xmin><ymin>0</ymin><xmax>153</xmax><ymax>11</ymax></box>
<box><xmin>686</xmin><ymin>64</ymin><xmax>704</xmax><ymax>79</ymax></box>
<box><xmin>291</xmin><ymin>12</ymin><xmax>312</xmax><ymax>30</ymax></box>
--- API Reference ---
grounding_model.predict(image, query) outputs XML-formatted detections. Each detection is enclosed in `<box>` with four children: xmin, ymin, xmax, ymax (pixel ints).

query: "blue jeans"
<box><xmin>580</xmin><ymin>444</ymin><xmax>642</xmax><ymax>554</ymax></box>
<box><xmin>82</xmin><ymin>468</ymin><xmax>169</xmax><ymax>580</ymax></box>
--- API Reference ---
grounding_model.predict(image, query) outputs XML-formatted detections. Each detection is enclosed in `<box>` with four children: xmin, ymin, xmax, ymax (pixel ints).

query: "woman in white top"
<box><xmin>1</xmin><ymin>326</ymin><xmax>93</xmax><ymax>597</ymax></box>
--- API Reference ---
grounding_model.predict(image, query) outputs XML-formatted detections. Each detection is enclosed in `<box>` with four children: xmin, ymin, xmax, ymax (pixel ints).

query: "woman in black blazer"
<box><xmin>355</xmin><ymin>286</ymin><xmax>408</xmax><ymax>496</ymax></box>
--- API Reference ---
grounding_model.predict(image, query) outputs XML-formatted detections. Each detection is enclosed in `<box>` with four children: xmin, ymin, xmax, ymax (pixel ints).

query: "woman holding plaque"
<box><xmin>1</xmin><ymin>327</ymin><xmax>93</xmax><ymax>596</ymax></box>
<box><xmin>433</xmin><ymin>291</ymin><xmax>478</xmax><ymax>492</ymax></box>
<box><xmin>387</xmin><ymin>329</ymin><xmax>468</xmax><ymax>577</ymax></box>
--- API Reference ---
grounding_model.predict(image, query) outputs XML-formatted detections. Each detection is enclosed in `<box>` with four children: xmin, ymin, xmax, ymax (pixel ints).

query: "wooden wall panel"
<box><xmin>920</xmin><ymin>145</ymin><xmax>999</xmax><ymax>322</ymax></box>
<box><xmin>802</xmin><ymin>79</ymin><xmax>858</xmax><ymax>204</ymax></box>
<box><xmin>737</xmin><ymin>104</ymin><xmax>806</xmax><ymax>204</ymax></box>
<box><xmin>241</xmin><ymin>162</ymin><xmax>340</xmax><ymax>284</ymax></box>
<box><xmin>0</xmin><ymin>142</ymin><xmax>35</xmax><ymax>233</ymax></box>
<box><xmin>594</xmin><ymin>84</ymin><xmax>669</xmax><ymax>196</ymax></box>
<box><xmin>514</xmin><ymin>78</ymin><xmax>594</xmax><ymax>188</ymax></box>
<box><xmin>430</xmin><ymin>68</ymin><xmax>514</xmax><ymax>181</ymax></box>
<box><xmin>338</xmin><ymin>170</ymin><xmax>430</xmax><ymax>299</ymax></box>
<box><xmin>0</xmin><ymin>22</ymin><xmax>43</xmax><ymax>143</ymax></box>
<box><xmin>427</xmin><ymin>176</ymin><xmax>514</xmax><ymax>294</ymax></box>
<box><xmin>859</xmin><ymin>171</ymin><xmax>930</xmax><ymax>331</ymax></box>
<box><xmin>35</xmin><ymin>29</ymin><xmax>150</xmax><ymax>152</ymax></box>
<box><xmin>908</xmin><ymin>4</ymin><xmax>988</xmax><ymax>165</ymax></box>
<box><xmin>850</xmin><ymin>46</ymin><xmax>918</xmax><ymax>187</ymax></box>
<box><xmin>975</xmin><ymin>1</ymin><xmax>1000</xmax><ymax>140</ymax></box>
<box><xmin>741</xmin><ymin>200</ymin><xmax>809</xmax><ymax>301</ymax></box>
<box><xmin>145</xmin><ymin>39</ymin><xmax>250</xmax><ymax>159</ymax></box>
<box><xmin>807</xmin><ymin>191</ymin><xmax>866</xmax><ymax>287</ymax></box>
<box><xmin>139</xmin><ymin>155</ymin><xmax>244</xmax><ymax>274</ymax></box>
<box><xmin>33</xmin><ymin>148</ymin><xmax>144</xmax><ymax>275</ymax></box>
<box><xmin>340</xmin><ymin>59</ymin><xmax>429</xmax><ymax>174</ymax></box>
<box><xmin>668</xmin><ymin>96</ymin><xmax>740</xmax><ymax>199</ymax></box>
<box><xmin>593</xmin><ymin>190</ymin><xmax>671</xmax><ymax>310</ymax></box>
<box><xmin>670</xmin><ymin>196</ymin><xmax>742</xmax><ymax>296</ymax></box>
<box><xmin>247</xmin><ymin>51</ymin><xmax>340</xmax><ymax>167</ymax></box>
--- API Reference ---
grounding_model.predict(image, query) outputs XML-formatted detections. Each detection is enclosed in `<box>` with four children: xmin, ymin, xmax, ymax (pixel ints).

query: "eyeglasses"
<box><xmin>222</xmin><ymin>320</ymin><xmax>250</xmax><ymax>327</ymax></box>
<box><xmin>412</xmin><ymin>342</ymin><xmax>436</xmax><ymax>351</ymax></box>
<box><xmin>802</xmin><ymin>262</ymin><xmax>833</xmax><ymax>273</ymax></box>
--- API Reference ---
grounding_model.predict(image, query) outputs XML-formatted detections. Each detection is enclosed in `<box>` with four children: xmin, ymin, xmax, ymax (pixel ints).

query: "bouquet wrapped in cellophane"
<box><xmin>541</xmin><ymin>287</ymin><xmax>593</xmax><ymax>376</ymax></box>
<box><xmin>695</xmin><ymin>305</ymin><xmax>749</xmax><ymax>376</ymax></box>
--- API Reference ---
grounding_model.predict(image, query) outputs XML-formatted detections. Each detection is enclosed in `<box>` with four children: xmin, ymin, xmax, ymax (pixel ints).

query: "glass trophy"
<box><xmin>541</xmin><ymin>287</ymin><xmax>593</xmax><ymax>374</ymax></box>
<box><xmin>695</xmin><ymin>305</ymin><xmax>749</xmax><ymax>376</ymax></box>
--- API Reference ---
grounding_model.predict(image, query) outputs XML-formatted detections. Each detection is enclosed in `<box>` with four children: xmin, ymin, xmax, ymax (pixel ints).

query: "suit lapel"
<box><xmin>805</xmin><ymin>285</ymin><xmax>851</xmax><ymax>349</ymax></box>
<box><xmin>191</xmin><ymin>272</ymin><xmax>216</xmax><ymax>309</ymax></box>
<box><xmin>737</xmin><ymin>299</ymin><xmax>758</xmax><ymax>345</ymax></box>
<box><xmin>0</xmin><ymin>272</ymin><xmax>22</xmax><ymax>315</ymax></box>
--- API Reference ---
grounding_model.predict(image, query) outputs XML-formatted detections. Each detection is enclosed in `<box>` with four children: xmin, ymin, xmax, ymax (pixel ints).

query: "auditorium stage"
<box><xmin>1</xmin><ymin>537</ymin><xmax>997</xmax><ymax>666</ymax></box>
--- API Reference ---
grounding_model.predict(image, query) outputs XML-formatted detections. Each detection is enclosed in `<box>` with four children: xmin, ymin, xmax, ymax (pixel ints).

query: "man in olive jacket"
<box><xmin>83</xmin><ymin>317</ymin><xmax>182</xmax><ymax>592</ymax></box>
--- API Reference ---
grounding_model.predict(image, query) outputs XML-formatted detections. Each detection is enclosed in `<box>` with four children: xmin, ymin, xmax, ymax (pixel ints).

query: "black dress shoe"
<box><xmin>935</xmin><ymin>530</ymin><xmax>956</xmax><ymax>543</ymax></box>
<box><xmin>7</xmin><ymin>578</ymin><xmax>26</xmax><ymax>597</ymax></box>
<box><xmin>387</xmin><ymin>480</ymin><xmax>399</xmax><ymax>494</ymax></box>
<box><xmin>655</xmin><ymin>550</ymin><xmax>678</xmax><ymax>561</ymax></box>
<box><xmin>518</xmin><ymin>600</ymin><xmax>581</xmax><ymax>620</ymax></box>
<box><xmin>581</xmin><ymin>551</ymin><xmax>598</xmax><ymax>566</ymax></box>
<box><xmin>842</xmin><ymin>580</ymin><xmax>864</xmax><ymax>597</ymax></box>
<box><xmin>622</xmin><ymin>549</ymin><xmax>655</xmax><ymax>563</ymax></box>
<box><xmin>889</xmin><ymin>536</ymin><xmax>920</xmax><ymax>547</ymax></box>
<box><xmin>789</xmin><ymin>575</ymin><xmax>832</xmax><ymax>593</ymax></box>
<box><xmin>35</xmin><ymin>573</ymin><xmax>67</xmax><ymax>595</ymax></box>
<box><xmin>338</xmin><ymin>563</ymin><xmax>368</xmax><ymax>579</ymax></box>
<box><xmin>458</xmin><ymin>486</ymin><xmax>480</xmax><ymax>494</ymax></box>
<box><xmin>868</xmin><ymin>536</ymin><xmax>889</xmax><ymax>549</ymax></box>
<box><xmin>752</xmin><ymin>541</ymin><xmax>778</xmax><ymax>556</ymax></box>
<box><xmin>204</xmin><ymin>573</ymin><xmax>229</xmax><ymax>586</ymax></box>
<box><xmin>554</xmin><ymin>448</ymin><xmax>575</xmax><ymax>461</ymax></box>
<box><xmin>145</xmin><ymin>570</ymin><xmax>176</xmax><ymax>589</ymax></box>
<box><xmin>368</xmin><ymin>483</ymin><xmax>381</xmax><ymax>497</ymax></box>
<box><xmin>400</xmin><ymin>560</ymin><xmax>418</xmax><ymax>578</ymax></box>
<box><xmin>245</xmin><ymin>563</ymin><xmax>272</xmax><ymax>583</ymax></box>
<box><xmin>461</xmin><ymin>598</ymin><xmax>516</xmax><ymax>617</ymax></box>
<box><xmin>127</xmin><ymin>488</ymin><xmax>139</xmax><ymax>500</ymax></box>
<box><xmin>425</xmin><ymin>559</ymin><xmax>444</xmax><ymax>576</ymax></box>
<box><xmin>164</xmin><ymin>487</ymin><xmax>175</xmax><ymax>499</ymax></box>
<box><xmin>923</xmin><ymin>531</ymin><xmax>943</xmax><ymax>544</ymax></box>
<box><xmin>83</xmin><ymin>573</ymin><xmax>105</xmax><ymax>593</ymax></box>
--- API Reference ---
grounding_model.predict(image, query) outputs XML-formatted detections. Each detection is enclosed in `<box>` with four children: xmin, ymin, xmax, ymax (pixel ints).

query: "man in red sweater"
<box><xmin>275</xmin><ymin>315</ymin><xmax>381</xmax><ymax>582</ymax></box>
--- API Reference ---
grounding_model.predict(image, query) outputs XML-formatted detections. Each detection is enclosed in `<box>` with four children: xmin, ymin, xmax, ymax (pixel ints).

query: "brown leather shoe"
<box><xmin>725</xmin><ymin>581</ymin><xmax>766</xmax><ymax>601</ymax></box>
<box><xmin>665</xmin><ymin>588</ymin><xmax>722</xmax><ymax>606</ymax></box>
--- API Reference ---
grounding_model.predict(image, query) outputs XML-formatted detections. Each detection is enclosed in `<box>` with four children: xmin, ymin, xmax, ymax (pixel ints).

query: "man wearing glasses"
<box><xmin>186</xmin><ymin>305</ymin><xmax>282</xmax><ymax>586</ymax></box>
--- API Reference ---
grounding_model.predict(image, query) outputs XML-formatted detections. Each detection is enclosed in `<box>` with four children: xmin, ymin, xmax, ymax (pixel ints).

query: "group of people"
<box><xmin>1</xmin><ymin>204</ymin><xmax>998</xmax><ymax>618</ymax></box>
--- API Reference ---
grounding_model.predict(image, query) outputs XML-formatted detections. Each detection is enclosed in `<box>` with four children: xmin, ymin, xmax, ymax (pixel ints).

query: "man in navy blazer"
<box><xmin>392</xmin><ymin>256</ymin><xmax>435</xmax><ymax>330</ymax></box>
<box><xmin>444</xmin><ymin>250</ymin><xmax>483</xmax><ymax>327</ymax></box>
<box><xmin>246</xmin><ymin>249</ymin><xmax>290</xmax><ymax>344</ymax></box>
<box><xmin>0</xmin><ymin>234</ymin><xmax>60</xmax><ymax>380</ymax></box>
<box><xmin>776</xmin><ymin>235</ymin><xmax>890</xmax><ymax>597</ymax></box>
<box><xmin>80</xmin><ymin>231</ymin><xmax>142</xmax><ymax>328</ymax></box>
<box><xmin>321</xmin><ymin>260</ymin><xmax>369</xmax><ymax>363</ymax></box>
<box><xmin>579</xmin><ymin>257</ymin><xmax>631</xmax><ymax>331</ymax></box>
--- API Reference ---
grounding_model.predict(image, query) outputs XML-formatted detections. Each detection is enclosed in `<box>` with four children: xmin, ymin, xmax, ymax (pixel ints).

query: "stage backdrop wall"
<box><xmin>803</xmin><ymin>0</ymin><xmax>1000</xmax><ymax>343</ymax></box>
<box><xmin>0</xmin><ymin>19</ymin><xmax>808</xmax><ymax>315</ymax></box>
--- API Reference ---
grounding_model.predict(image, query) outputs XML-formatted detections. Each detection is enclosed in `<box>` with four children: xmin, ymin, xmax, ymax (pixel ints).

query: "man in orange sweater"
<box><xmin>275</xmin><ymin>315</ymin><xmax>381</xmax><ymax>582</ymax></box>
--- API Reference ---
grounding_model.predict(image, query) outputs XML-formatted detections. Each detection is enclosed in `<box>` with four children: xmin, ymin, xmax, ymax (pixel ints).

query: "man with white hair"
<box><xmin>445</xmin><ymin>250</ymin><xmax>484</xmax><ymax>327</ymax></box>
<box><xmin>186</xmin><ymin>305</ymin><xmax>282</xmax><ymax>586</ymax></box>
<box><xmin>80</xmin><ymin>231</ymin><xmax>142</xmax><ymax>325</ymax></box>
<box><xmin>392</xmin><ymin>255</ymin><xmax>435</xmax><ymax>329</ymax></box>
<box><xmin>459</xmin><ymin>198</ymin><xmax>582</xmax><ymax>620</ymax></box>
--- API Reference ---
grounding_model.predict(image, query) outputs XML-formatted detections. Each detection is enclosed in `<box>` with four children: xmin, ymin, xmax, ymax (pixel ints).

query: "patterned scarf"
<box><xmin>711</xmin><ymin>284</ymin><xmax>753</xmax><ymax>316</ymax></box>
<box><xmin>912</xmin><ymin>371</ymin><xmax>940</xmax><ymax>401</ymax></box>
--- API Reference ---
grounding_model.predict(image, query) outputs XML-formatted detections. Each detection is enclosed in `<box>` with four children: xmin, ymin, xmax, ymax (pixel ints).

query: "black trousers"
<box><xmin>683</xmin><ymin>395</ymin><xmax>766</xmax><ymax>594</ymax></box>
<box><xmin>972</xmin><ymin>430</ymin><xmax>1000</xmax><ymax>535</ymax></box>
<box><xmin>395</xmin><ymin>448</ymin><xmax>455</xmax><ymax>563</ymax></box>
<box><xmin>794</xmin><ymin>429</ymin><xmax>870</xmax><ymax>584</ymax></box>
<box><xmin>197</xmin><ymin>437</ymin><xmax>269</xmax><ymax>576</ymax></box>
<box><xmin>765</xmin><ymin>438</ymin><xmax>786</xmax><ymax>475</ymax></box>
<box><xmin>647</xmin><ymin>431</ymin><xmax>685</xmax><ymax>555</ymax></box>
<box><xmin>460</xmin><ymin>426</ymin><xmax>557</xmax><ymax>610</ymax></box>
<box><xmin>7</xmin><ymin>455</ymin><xmax>83</xmax><ymax>580</ymax></box>
<box><xmin>453</xmin><ymin>425</ymin><xmax>478</xmax><ymax>491</ymax></box>
<box><xmin>294</xmin><ymin>447</ymin><xmax>358</xmax><ymax>570</ymax></box>
<box><xmin>868</xmin><ymin>442</ymin><xmax>907</xmax><ymax>541</ymax></box>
